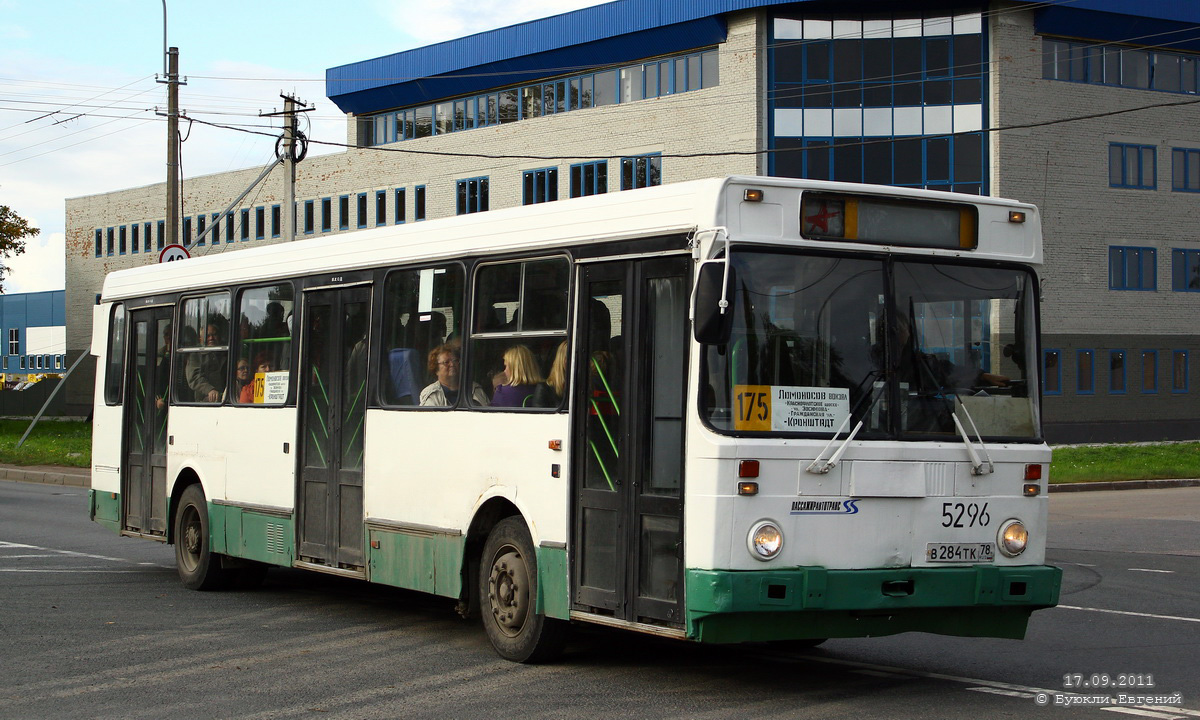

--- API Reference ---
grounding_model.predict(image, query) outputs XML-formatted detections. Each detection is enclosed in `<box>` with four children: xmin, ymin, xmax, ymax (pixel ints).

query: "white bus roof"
<box><xmin>100</xmin><ymin>176</ymin><xmax>1041</xmax><ymax>301</ymax></box>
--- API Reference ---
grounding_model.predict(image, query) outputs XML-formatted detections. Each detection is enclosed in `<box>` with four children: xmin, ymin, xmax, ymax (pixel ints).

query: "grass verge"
<box><xmin>1051</xmin><ymin>442</ymin><xmax>1200</xmax><ymax>484</ymax></box>
<box><xmin>0</xmin><ymin>419</ymin><xmax>90</xmax><ymax>468</ymax></box>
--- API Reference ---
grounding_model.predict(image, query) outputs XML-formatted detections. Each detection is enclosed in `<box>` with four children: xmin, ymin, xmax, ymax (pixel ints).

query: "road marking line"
<box><xmin>852</xmin><ymin>669</ymin><xmax>912</xmax><ymax>679</ymax></box>
<box><xmin>1057</xmin><ymin>605</ymin><xmax>1200</xmax><ymax>624</ymax></box>
<box><xmin>0</xmin><ymin>554</ymin><xmax>63</xmax><ymax>559</ymax></box>
<box><xmin>0</xmin><ymin>540</ymin><xmax>146</xmax><ymax>565</ymax></box>
<box><xmin>966</xmin><ymin>687</ymin><xmax>1035</xmax><ymax>699</ymax></box>
<box><xmin>1104</xmin><ymin>710</ymin><xmax>1190</xmax><ymax>720</ymax></box>
<box><xmin>1129</xmin><ymin>568</ymin><xmax>1174</xmax><ymax>574</ymax></box>
<box><xmin>0</xmin><ymin>568</ymin><xmax>165</xmax><ymax>573</ymax></box>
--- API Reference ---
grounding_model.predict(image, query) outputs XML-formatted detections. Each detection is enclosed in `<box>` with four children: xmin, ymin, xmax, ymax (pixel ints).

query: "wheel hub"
<box><xmin>488</xmin><ymin>549</ymin><xmax>529</xmax><ymax>637</ymax></box>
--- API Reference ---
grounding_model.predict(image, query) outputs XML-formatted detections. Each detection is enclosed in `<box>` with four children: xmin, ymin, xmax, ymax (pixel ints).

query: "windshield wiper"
<box><xmin>806</xmin><ymin>370</ymin><xmax>877</xmax><ymax>475</ymax></box>
<box><xmin>952</xmin><ymin>399</ymin><xmax>995</xmax><ymax>475</ymax></box>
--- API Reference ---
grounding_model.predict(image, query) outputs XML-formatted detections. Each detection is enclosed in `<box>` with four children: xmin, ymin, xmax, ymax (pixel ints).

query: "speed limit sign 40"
<box><xmin>159</xmin><ymin>244</ymin><xmax>191</xmax><ymax>263</ymax></box>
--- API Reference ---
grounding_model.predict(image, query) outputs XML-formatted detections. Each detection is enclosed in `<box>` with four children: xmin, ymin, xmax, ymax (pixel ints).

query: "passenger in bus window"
<box><xmin>890</xmin><ymin>313</ymin><xmax>1009</xmax><ymax>390</ymax></box>
<box><xmin>530</xmin><ymin>340</ymin><xmax>568</xmax><ymax>408</ymax></box>
<box><xmin>239</xmin><ymin>353</ymin><xmax>273</xmax><ymax>403</ymax></box>
<box><xmin>155</xmin><ymin>324</ymin><xmax>172</xmax><ymax>410</ymax></box>
<box><xmin>186</xmin><ymin>322</ymin><xmax>227</xmax><ymax>402</ymax></box>
<box><xmin>420</xmin><ymin>343</ymin><xmax>488</xmax><ymax>407</ymax></box>
<box><xmin>233</xmin><ymin>357</ymin><xmax>251</xmax><ymax>402</ymax></box>
<box><xmin>492</xmin><ymin>345</ymin><xmax>544</xmax><ymax>407</ymax></box>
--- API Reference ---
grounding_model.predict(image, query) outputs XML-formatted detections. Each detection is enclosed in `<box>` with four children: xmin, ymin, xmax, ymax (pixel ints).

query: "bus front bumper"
<box><xmin>684</xmin><ymin>564</ymin><xmax>1062</xmax><ymax>643</ymax></box>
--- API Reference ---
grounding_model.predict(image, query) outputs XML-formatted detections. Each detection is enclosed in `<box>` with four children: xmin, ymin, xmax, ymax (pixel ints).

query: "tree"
<box><xmin>0</xmin><ymin>204</ymin><xmax>37</xmax><ymax>292</ymax></box>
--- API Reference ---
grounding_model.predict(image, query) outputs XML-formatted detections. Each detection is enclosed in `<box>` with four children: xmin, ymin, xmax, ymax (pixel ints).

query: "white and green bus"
<box><xmin>89</xmin><ymin>176</ymin><xmax>1061</xmax><ymax>662</ymax></box>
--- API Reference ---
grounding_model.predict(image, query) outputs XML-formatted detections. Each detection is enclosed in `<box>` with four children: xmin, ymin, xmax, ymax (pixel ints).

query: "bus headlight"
<box><xmin>997</xmin><ymin>519</ymin><xmax>1028</xmax><ymax>557</ymax></box>
<box><xmin>748</xmin><ymin>521</ymin><xmax>783</xmax><ymax>561</ymax></box>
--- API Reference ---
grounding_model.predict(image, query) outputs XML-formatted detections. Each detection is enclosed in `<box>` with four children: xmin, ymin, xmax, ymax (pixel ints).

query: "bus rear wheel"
<box><xmin>175</xmin><ymin>484</ymin><xmax>231</xmax><ymax>591</ymax></box>
<box><xmin>479</xmin><ymin>517</ymin><xmax>565</xmax><ymax>663</ymax></box>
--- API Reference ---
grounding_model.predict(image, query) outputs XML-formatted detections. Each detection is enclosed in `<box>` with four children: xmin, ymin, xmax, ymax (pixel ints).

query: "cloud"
<box><xmin>378</xmin><ymin>0</ymin><xmax>611</xmax><ymax>44</ymax></box>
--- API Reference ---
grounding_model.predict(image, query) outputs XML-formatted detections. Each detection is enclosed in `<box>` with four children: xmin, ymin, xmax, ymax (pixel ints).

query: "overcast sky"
<box><xmin>0</xmin><ymin>0</ymin><xmax>608</xmax><ymax>294</ymax></box>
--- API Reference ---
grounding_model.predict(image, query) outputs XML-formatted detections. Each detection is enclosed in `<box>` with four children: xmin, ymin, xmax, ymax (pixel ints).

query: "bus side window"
<box><xmin>380</xmin><ymin>264</ymin><xmax>464</xmax><ymax>407</ymax></box>
<box><xmin>234</xmin><ymin>283</ymin><xmax>294</xmax><ymax>405</ymax></box>
<box><xmin>174</xmin><ymin>292</ymin><xmax>230</xmax><ymax>404</ymax></box>
<box><xmin>470</xmin><ymin>257</ymin><xmax>569</xmax><ymax>410</ymax></box>
<box><xmin>104</xmin><ymin>303</ymin><xmax>126</xmax><ymax>405</ymax></box>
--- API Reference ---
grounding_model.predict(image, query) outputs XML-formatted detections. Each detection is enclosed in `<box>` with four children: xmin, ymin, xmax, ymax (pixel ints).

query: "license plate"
<box><xmin>926</xmin><ymin>542</ymin><xmax>994</xmax><ymax>563</ymax></box>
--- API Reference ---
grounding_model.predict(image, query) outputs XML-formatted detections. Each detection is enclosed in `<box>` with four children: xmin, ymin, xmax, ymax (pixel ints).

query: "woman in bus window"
<box><xmin>420</xmin><ymin>342</ymin><xmax>488</xmax><ymax>407</ymax></box>
<box><xmin>530</xmin><ymin>340</ymin><xmax>568</xmax><ymax>408</ymax></box>
<box><xmin>492</xmin><ymin>344</ymin><xmax>544</xmax><ymax>407</ymax></box>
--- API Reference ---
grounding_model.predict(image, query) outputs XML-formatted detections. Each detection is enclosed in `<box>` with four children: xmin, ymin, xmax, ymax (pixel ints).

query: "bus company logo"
<box><xmin>789</xmin><ymin>499</ymin><xmax>861</xmax><ymax>515</ymax></box>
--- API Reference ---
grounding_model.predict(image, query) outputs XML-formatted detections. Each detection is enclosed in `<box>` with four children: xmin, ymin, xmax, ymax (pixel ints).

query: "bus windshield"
<box><xmin>702</xmin><ymin>250</ymin><xmax>1041</xmax><ymax>441</ymax></box>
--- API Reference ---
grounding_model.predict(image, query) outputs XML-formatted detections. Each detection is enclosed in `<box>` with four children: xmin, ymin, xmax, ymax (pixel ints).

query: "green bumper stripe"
<box><xmin>685</xmin><ymin>564</ymin><xmax>1062</xmax><ymax>643</ymax></box>
<box><xmin>367</xmin><ymin>528</ymin><xmax>464</xmax><ymax>598</ymax></box>
<box><xmin>88</xmin><ymin>489</ymin><xmax>121</xmax><ymax>533</ymax></box>
<box><xmin>536</xmin><ymin>545</ymin><xmax>569</xmax><ymax>620</ymax></box>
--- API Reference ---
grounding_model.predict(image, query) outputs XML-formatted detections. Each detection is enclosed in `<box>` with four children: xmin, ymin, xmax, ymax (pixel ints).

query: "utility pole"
<box><xmin>263</xmin><ymin>94</ymin><xmax>311</xmax><ymax>242</ymax></box>
<box><xmin>159</xmin><ymin>47</ymin><xmax>184</xmax><ymax>247</ymax></box>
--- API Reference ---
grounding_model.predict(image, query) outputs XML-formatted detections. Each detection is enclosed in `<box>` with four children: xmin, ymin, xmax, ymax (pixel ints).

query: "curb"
<box><xmin>1049</xmin><ymin>478</ymin><xmax>1200</xmax><ymax>493</ymax></box>
<box><xmin>0</xmin><ymin>465</ymin><xmax>90</xmax><ymax>488</ymax></box>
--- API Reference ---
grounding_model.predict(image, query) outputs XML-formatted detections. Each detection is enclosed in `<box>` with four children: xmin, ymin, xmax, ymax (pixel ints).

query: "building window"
<box><xmin>415</xmin><ymin>186</ymin><xmax>426</xmax><ymax>221</ymax></box>
<box><xmin>1076</xmin><ymin>350</ymin><xmax>1094</xmax><ymax>394</ymax></box>
<box><xmin>1141</xmin><ymin>350</ymin><xmax>1158</xmax><ymax>393</ymax></box>
<box><xmin>620</xmin><ymin>153</ymin><xmax>661</xmax><ymax>190</ymax></box>
<box><xmin>156</xmin><ymin>220</ymin><xmax>165</xmax><ymax>250</ymax></box>
<box><xmin>225</xmin><ymin>214</ymin><xmax>234</xmax><ymax>243</ymax></box>
<box><xmin>456</xmin><ymin>177</ymin><xmax>488</xmax><ymax>215</ymax></box>
<box><xmin>130</xmin><ymin>224</ymin><xmax>139</xmax><ymax>254</ymax></box>
<box><xmin>375</xmin><ymin>190</ymin><xmax>387</xmax><ymax>226</ymax></box>
<box><xmin>1109</xmin><ymin>246</ymin><xmax>1156</xmax><ymax>291</ymax></box>
<box><xmin>239</xmin><ymin>209</ymin><xmax>250</xmax><ymax>241</ymax></box>
<box><xmin>570</xmin><ymin>161</ymin><xmax>607</xmax><ymax>198</ymax></box>
<box><xmin>255</xmin><ymin>207</ymin><xmax>266</xmax><ymax>240</ymax></box>
<box><xmin>357</xmin><ymin>192</ymin><xmax>368</xmax><ymax>228</ymax></box>
<box><xmin>1172</xmin><ymin>249</ymin><xmax>1200</xmax><ymax>291</ymax></box>
<box><xmin>94</xmin><ymin>229</ymin><xmax>102</xmax><ymax>258</ymax></box>
<box><xmin>395</xmin><ymin>188</ymin><xmax>406</xmax><ymax>224</ymax></box>
<box><xmin>1172</xmin><ymin>148</ymin><xmax>1200</xmax><ymax>192</ymax></box>
<box><xmin>1173</xmin><ymin>350</ymin><xmax>1189</xmax><ymax>393</ymax></box>
<box><xmin>522</xmin><ymin>167</ymin><xmax>558</xmax><ymax>205</ymax></box>
<box><xmin>304</xmin><ymin>200</ymin><xmax>315</xmax><ymax>234</ymax></box>
<box><xmin>1043</xmin><ymin>349</ymin><xmax>1061</xmax><ymax>395</ymax></box>
<box><xmin>144</xmin><ymin>222</ymin><xmax>153</xmax><ymax>253</ymax></box>
<box><xmin>1109</xmin><ymin>350</ymin><xmax>1126</xmax><ymax>393</ymax></box>
<box><xmin>339</xmin><ymin>195</ymin><xmax>350</xmax><ymax>230</ymax></box>
<box><xmin>1043</xmin><ymin>37</ymin><xmax>1200</xmax><ymax>95</ymax></box>
<box><xmin>210</xmin><ymin>213</ymin><xmax>220</xmax><ymax>245</ymax></box>
<box><xmin>182</xmin><ymin>217</ymin><xmax>192</xmax><ymax>246</ymax></box>
<box><xmin>106</xmin><ymin>227</ymin><xmax>114</xmax><ymax>256</ymax></box>
<box><xmin>119</xmin><ymin>225</ymin><xmax>127</xmax><ymax>255</ymax></box>
<box><xmin>321</xmin><ymin>197</ymin><xmax>332</xmax><ymax>232</ymax></box>
<box><xmin>1109</xmin><ymin>143</ymin><xmax>1156</xmax><ymax>189</ymax></box>
<box><xmin>195</xmin><ymin>215</ymin><xmax>205</xmax><ymax>246</ymax></box>
<box><xmin>271</xmin><ymin>204</ymin><xmax>281</xmax><ymax>238</ymax></box>
<box><xmin>8</xmin><ymin>328</ymin><xmax>18</xmax><ymax>356</ymax></box>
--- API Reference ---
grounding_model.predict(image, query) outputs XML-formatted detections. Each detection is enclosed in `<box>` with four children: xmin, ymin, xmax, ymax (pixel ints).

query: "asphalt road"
<box><xmin>1</xmin><ymin>481</ymin><xmax>1196</xmax><ymax>720</ymax></box>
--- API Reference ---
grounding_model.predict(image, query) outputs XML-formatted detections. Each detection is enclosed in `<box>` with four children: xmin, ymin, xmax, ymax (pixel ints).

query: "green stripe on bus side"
<box><xmin>684</xmin><ymin>565</ymin><xmax>1063</xmax><ymax>643</ymax></box>
<box><xmin>88</xmin><ymin>489</ymin><xmax>121</xmax><ymax>532</ymax></box>
<box><xmin>208</xmin><ymin>503</ymin><xmax>295</xmax><ymax>567</ymax></box>
<box><xmin>366</xmin><ymin>528</ymin><xmax>464</xmax><ymax>599</ymax></box>
<box><xmin>536</xmin><ymin>545</ymin><xmax>569</xmax><ymax>620</ymax></box>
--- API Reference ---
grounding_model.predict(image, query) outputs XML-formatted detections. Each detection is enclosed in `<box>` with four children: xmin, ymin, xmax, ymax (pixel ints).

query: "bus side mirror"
<box><xmin>693</xmin><ymin>261</ymin><xmax>735</xmax><ymax>345</ymax></box>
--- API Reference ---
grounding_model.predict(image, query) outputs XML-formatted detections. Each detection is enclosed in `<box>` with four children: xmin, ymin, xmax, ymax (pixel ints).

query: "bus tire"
<box><xmin>174</xmin><ymin>484</ymin><xmax>230</xmax><ymax>591</ymax></box>
<box><xmin>479</xmin><ymin>516</ymin><xmax>565</xmax><ymax>663</ymax></box>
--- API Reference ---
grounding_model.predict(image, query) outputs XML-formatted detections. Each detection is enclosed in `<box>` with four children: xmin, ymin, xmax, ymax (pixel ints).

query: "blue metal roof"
<box><xmin>326</xmin><ymin>0</ymin><xmax>1200</xmax><ymax>115</ymax></box>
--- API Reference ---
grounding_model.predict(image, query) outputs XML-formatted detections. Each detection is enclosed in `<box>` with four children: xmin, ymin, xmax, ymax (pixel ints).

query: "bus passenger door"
<box><xmin>573</xmin><ymin>256</ymin><xmax>689</xmax><ymax>626</ymax></box>
<box><xmin>122</xmin><ymin>307</ymin><xmax>172</xmax><ymax>538</ymax></box>
<box><xmin>298</xmin><ymin>286</ymin><xmax>371</xmax><ymax>572</ymax></box>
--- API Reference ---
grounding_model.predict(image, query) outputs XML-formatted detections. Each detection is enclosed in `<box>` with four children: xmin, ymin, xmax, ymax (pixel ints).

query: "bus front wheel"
<box><xmin>479</xmin><ymin>517</ymin><xmax>565</xmax><ymax>663</ymax></box>
<box><xmin>174</xmin><ymin>484</ymin><xmax>230</xmax><ymax>591</ymax></box>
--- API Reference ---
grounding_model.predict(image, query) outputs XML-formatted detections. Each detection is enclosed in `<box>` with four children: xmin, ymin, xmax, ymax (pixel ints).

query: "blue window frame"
<box><xmin>456</xmin><ymin>177</ymin><xmax>489</xmax><ymax>215</ymax></box>
<box><xmin>1173</xmin><ymin>350</ymin><xmax>1189</xmax><ymax>393</ymax></box>
<box><xmin>522</xmin><ymin>167</ymin><xmax>558</xmax><ymax>205</ymax></box>
<box><xmin>106</xmin><ymin>227</ymin><xmax>114</xmax><ymax>256</ymax></box>
<box><xmin>620</xmin><ymin>153</ymin><xmax>661</xmax><ymax>190</ymax></box>
<box><xmin>210</xmin><ymin>213</ymin><xmax>221</xmax><ymax>245</ymax></box>
<box><xmin>1109</xmin><ymin>246</ymin><xmax>1156</xmax><ymax>291</ymax></box>
<box><xmin>570</xmin><ymin>161</ymin><xmax>607</xmax><ymax>198</ymax></box>
<box><xmin>304</xmin><ymin>200</ymin><xmax>315</xmax><ymax>234</ymax></box>
<box><xmin>1043</xmin><ymin>349</ymin><xmax>1061</xmax><ymax>395</ymax></box>
<box><xmin>1141</xmin><ymin>350</ymin><xmax>1158</xmax><ymax>393</ymax></box>
<box><xmin>1076</xmin><ymin>349</ymin><xmax>1094</xmax><ymax>394</ymax></box>
<box><xmin>1109</xmin><ymin>350</ymin><xmax>1126</xmax><ymax>394</ymax></box>
<box><xmin>1172</xmin><ymin>148</ymin><xmax>1200</xmax><ymax>192</ymax></box>
<box><xmin>144</xmin><ymin>222</ymin><xmax>154</xmax><ymax>253</ymax></box>
<box><xmin>271</xmin><ymin>204</ymin><xmax>281</xmax><ymax>238</ymax></box>
<box><xmin>182</xmin><ymin>217</ymin><xmax>192</xmax><ymax>246</ymax></box>
<box><xmin>94</xmin><ymin>229</ymin><xmax>102</xmax><ymax>258</ymax></box>
<box><xmin>321</xmin><ymin>197</ymin><xmax>332</xmax><ymax>232</ymax></box>
<box><xmin>1044</xmin><ymin>38</ymin><xmax>1200</xmax><ymax>95</ymax></box>
<box><xmin>415</xmin><ymin>185</ymin><xmax>426</xmax><ymax>221</ymax></box>
<box><xmin>156</xmin><ymin>220</ymin><xmax>165</xmax><ymax>250</ymax></box>
<box><xmin>394</xmin><ymin>188</ymin><xmax>406</xmax><ymax>224</ymax></box>
<box><xmin>118</xmin><ymin>225</ymin><xmax>127</xmax><ymax>255</ymax></box>
<box><xmin>195</xmin><ymin>215</ymin><xmax>205</xmax><ymax>246</ymax></box>
<box><xmin>338</xmin><ymin>195</ymin><xmax>350</xmax><ymax>230</ymax></box>
<box><xmin>1109</xmin><ymin>143</ymin><xmax>1156</xmax><ymax>189</ymax></box>
<box><xmin>130</xmin><ymin>224</ymin><xmax>139</xmax><ymax>254</ymax></box>
<box><xmin>255</xmin><ymin>207</ymin><xmax>266</xmax><ymax>240</ymax></box>
<box><xmin>1172</xmin><ymin>249</ymin><xmax>1200</xmax><ymax>291</ymax></box>
<box><xmin>356</xmin><ymin>192</ymin><xmax>368</xmax><ymax>228</ymax></box>
<box><xmin>375</xmin><ymin>190</ymin><xmax>387</xmax><ymax>226</ymax></box>
<box><xmin>239</xmin><ymin>209</ymin><xmax>250</xmax><ymax>241</ymax></box>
